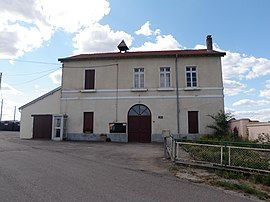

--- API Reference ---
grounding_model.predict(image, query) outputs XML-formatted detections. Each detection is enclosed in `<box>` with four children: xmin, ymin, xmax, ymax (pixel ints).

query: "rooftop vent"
<box><xmin>117</xmin><ymin>40</ymin><xmax>129</xmax><ymax>52</ymax></box>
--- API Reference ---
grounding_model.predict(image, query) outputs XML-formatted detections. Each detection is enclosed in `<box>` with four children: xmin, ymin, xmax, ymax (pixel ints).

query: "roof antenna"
<box><xmin>117</xmin><ymin>40</ymin><xmax>129</xmax><ymax>53</ymax></box>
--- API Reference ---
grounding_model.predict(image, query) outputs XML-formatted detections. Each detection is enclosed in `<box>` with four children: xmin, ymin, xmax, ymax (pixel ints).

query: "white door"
<box><xmin>52</xmin><ymin>115</ymin><xmax>63</xmax><ymax>141</ymax></box>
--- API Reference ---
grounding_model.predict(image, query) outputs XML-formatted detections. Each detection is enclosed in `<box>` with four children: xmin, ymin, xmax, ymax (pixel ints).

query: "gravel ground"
<box><xmin>0</xmin><ymin>131</ymin><xmax>256</xmax><ymax>202</ymax></box>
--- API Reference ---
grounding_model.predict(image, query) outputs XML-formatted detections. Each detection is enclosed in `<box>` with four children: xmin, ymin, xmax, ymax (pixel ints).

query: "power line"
<box><xmin>10</xmin><ymin>69</ymin><xmax>61</xmax><ymax>86</ymax></box>
<box><xmin>5</xmin><ymin>67</ymin><xmax>61</xmax><ymax>76</ymax></box>
<box><xmin>1</xmin><ymin>58</ymin><xmax>60</xmax><ymax>65</ymax></box>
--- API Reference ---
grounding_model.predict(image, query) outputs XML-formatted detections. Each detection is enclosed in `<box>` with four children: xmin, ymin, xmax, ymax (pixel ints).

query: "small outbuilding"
<box><xmin>19</xmin><ymin>87</ymin><xmax>63</xmax><ymax>140</ymax></box>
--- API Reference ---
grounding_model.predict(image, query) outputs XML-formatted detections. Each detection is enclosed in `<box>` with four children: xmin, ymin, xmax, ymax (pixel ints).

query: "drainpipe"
<box><xmin>175</xmin><ymin>54</ymin><xmax>180</xmax><ymax>136</ymax></box>
<box><xmin>115</xmin><ymin>64</ymin><xmax>119</xmax><ymax>122</ymax></box>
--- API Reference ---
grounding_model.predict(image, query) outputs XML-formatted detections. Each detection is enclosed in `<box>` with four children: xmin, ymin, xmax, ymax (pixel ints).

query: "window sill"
<box><xmin>184</xmin><ymin>87</ymin><xmax>201</xmax><ymax>91</ymax></box>
<box><xmin>157</xmin><ymin>87</ymin><xmax>174</xmax><ymax>91</ymax></box>
<box><xmin>80</xmin><ymin>89</ymin><xmax>96</xmax><ymax>93</ymax></box>
<box><xmin>131</xmin><ymin>88</ymin><xmax>148</xmax><ymax>92</ymax></box>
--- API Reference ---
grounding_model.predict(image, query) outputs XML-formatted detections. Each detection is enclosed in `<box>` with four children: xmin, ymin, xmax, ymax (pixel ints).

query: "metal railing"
<box><xmin>164</xmin><ymin>137</ymin><xmax>270</xmax><ymax>173</ymax></box>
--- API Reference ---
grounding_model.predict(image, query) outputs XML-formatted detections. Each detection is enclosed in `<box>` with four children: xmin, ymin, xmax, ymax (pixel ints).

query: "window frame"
<box><xmin>133</xmin><ymin>68</ymin><xmax>145</xmax><ymax>89</ymax></box>
<box><xmin>84</xmin><ymin>68</ymin><xmax>96</xmax><ymax>90</ymax></box>
<box><xmin>159</xmin><ymin>67</ymin><xmax>171</xmax><ymax>88</ymax></box>
<box><xmin>185</xmin><ymin>66</ymin><xmax>198</xmax><ymax>88</ymax></box>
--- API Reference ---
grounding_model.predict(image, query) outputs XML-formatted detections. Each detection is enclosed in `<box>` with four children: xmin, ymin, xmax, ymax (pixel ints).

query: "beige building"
<box><xmin>229</xmin><ymin>119</ymin><xmax>270</xmax><ymax>141</ymax></box>
<box><xmin>19</xmin><ymin>36</ymin><xmax>226</xmax><ymax>142</ymax></box>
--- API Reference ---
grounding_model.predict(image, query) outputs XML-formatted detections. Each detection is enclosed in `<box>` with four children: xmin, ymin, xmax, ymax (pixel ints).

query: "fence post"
<box><xmin>163</xmin><ymin>137</ymin><xmax>167</xmax><ymax>158</ymax></box>
<box><xmin>174</xmin><ymin>140</ymin><xmax>177</xmax><ymax>162</ymax></box>
<box><xmin>228</xmin><ymin>146</ymin><xmax>231</xmax><ymax>166</ymax></box>
<box><xmin>220</xmin><ymin>146</ymin><xmax>223</xmax><ymax>165</ymax></box>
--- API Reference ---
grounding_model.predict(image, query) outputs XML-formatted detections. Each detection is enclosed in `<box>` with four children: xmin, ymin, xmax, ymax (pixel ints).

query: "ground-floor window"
<box><xmin>83</xmin><ymin>112</ymin><xmax>94</xmax><ymax>133</ymax></box>
<box><xmin>188</xmin><ymin>111</ymin><xmax>199</xmax><ymax>134</ymax></box>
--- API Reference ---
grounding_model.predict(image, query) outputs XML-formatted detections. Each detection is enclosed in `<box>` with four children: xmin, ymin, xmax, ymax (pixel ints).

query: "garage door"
<box><xmin>32</xmin><ymin>115</ymin><xmax>52</xmax><ymax>139</ymax></box>
<box><xmin>128</xmin><ymin>104</ymin><xmax>151</xmax><ymax>143</ymax></box>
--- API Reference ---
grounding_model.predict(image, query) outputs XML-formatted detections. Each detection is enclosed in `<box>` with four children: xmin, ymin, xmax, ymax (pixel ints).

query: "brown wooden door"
<box><xmin>128</xmin><ymin>104</ymin><xmax>151</xmax><ymax>143</ymax></box>
<box><xmin>83</xmin><ymin>112</ymin><xmax>94</xmax><ymax>133</ymax></box>
<box><xmin>188</xmin><ymin>111</ymin><xmax>199</xmax><ymax>134</ymax></box>
<box><xmin>32</xmin><ymin>115</ymin><xmax>52</xmax><ymax>139</ymax></box>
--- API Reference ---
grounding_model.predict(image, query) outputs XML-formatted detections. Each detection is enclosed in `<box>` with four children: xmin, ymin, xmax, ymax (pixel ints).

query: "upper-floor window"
<box><xmin>160</xmin><ymin>67</ymin><xmax>171</xmax><ymax>88</ymax></box>
<box><xmin>134</xmin><ymin>68</ymin><xmax>144</xmax><ymax>88</ymax></box>
<box><xmin>85</xmin><ymin>69</ymin><xmax>95</xmax><ymax>89</ymax></box>
<box><xmin>186</xmin><ymin>66</ymin><xmax>197</xmax><ymax>87</ymax></box>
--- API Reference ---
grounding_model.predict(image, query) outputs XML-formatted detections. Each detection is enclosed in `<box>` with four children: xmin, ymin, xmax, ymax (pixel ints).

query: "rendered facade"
<box><xmin>19</xmin><ymin>36</ymin><xmax>226</xmax><ymax>142</ymax></box>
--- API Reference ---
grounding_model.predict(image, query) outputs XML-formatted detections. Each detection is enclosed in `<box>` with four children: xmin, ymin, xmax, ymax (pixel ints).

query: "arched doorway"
<box><xmin>128</xmin><ymin>104</ymin><xmax>151</xmax><ymax>143</ymax></box>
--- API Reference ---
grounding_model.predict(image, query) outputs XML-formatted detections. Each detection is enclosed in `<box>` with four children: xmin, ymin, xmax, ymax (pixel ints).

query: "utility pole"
<box><xmin>0</xmin><ymin>99</ymin><xmax>3</xmax><ymax>122</ymax></box>
<box><xmin>13</xmin><ymin>106</ymin><xmax>16</xmax><ymax>121</ymax></box>
<box><xmin>0</xmin><ymin>73</ymin><xmax>2</xmax><ymax>122</ymax></box>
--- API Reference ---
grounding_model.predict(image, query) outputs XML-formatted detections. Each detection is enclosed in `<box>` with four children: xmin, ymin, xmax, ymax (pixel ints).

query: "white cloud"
<box><xmin>233</xmin><ymin>108</ymin><xmax>270</xmax><ymax>122</ymax></box>
<box><xmin>37</xmin><ymin>0</ymin><xmax>110</xmax><ymax>33</ymax></box>
<box><xmin>0</xmin><ymin>0</ymin><xmax>111</xmax><ymax>59</ymax></box>
<box><xmin>260</xmin><ymin>80</ymin><xmax>270</xmax><ymax>97</ymax></box>
<box><xmin>49</xmin><ymin>69</ymin><xmax>62</xmax><ymax>85</ymax></box>
<box><xmin>73</xmin><ymin>23</ymin><xmax>133</xmax><ymax>54</ymax></box>
<box><xmin>233</xmin><ymin>99</ymin><xmax>270</xmax><ymax>107</ymax></box>
<box><xmin>0</xmin><ymin>22</ymin><xmax>53</xmax><ymax>59</ymax></box>
<box><xmin>225</xmin><ymin>107</ymin><xmax>235</xmax><ymax>114</ymax></box>
<box><xmin>1</xmin><ymin>83</ymin><xmax>23</xmax><ymax>95</ymax></box>
<box><xmin>135</xmin><ymin>21</ymin><xmax>153</xmax><ymax>36</ymax></box>
<box><xmin>223</xmin><ymin>79</ymin><xmax>246</xmax><ymax>96</ymax></box>
<box><xmin>154</xmin><ymin>29</ymin><xmax>161</xmax><ymax>35</ymax></box>
<box><xmin>0</xmin><ymin>99</ymin><xmax>21</xmax><ymax>121</ymax></box>
<box><xmin>131</xmin><ymin>34</ymin><xmax>181</xmax><ymax>51</ymax></box>
<box><xmin>34</xmin><ymin>84</ymin><xmax>49</xmax><ymax>96</ymax></box>
<box><xmin>195</xmin><ymin>44</ymin><xmax>270</xmax><ymax>80</ymax></box>
<box><xmin>0</xmin><ymin>82</ymin><xmax>23</xmax><ymax>120</ymax></box>
<box><xmin>244</xmin><ymin>88</ymin><xmax>256</xmax><ymax>95</ymax></box>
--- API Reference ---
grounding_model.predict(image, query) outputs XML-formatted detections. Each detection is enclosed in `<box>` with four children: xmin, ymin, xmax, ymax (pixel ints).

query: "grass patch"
<box><xmin>181</xmin><ymin>144</ymin><xmax>270</xmax><ymax>171</ymax></box>
<box><xmin>215</xmin><ymin>170</ymin><xmax>270</xmax><ymax>187</ymax></box>
<box><xmin>168</xmin><ymin>164</ymin><xmax>179</xmax><ymax>172</ymax></box>
<box><xmin>214</xmin><ymin>180</ymin><xmax>269</xmax><ymax>200</ymax></box>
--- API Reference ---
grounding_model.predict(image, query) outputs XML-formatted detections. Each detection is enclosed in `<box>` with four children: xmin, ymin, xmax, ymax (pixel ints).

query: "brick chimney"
<box><xmin>206</xmin><ymin>35</ymin><xmax>213</xmax><ymax>51</ymax></box>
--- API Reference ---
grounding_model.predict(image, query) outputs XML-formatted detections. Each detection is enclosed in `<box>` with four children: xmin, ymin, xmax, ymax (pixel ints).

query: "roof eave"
<box><xmin>58</xmin><ymin>51</ymin><xmax>226</xmax><ymax>62</ymax></box>
<box><xmin>19</xmin><ymin>87</ymin><xmax>61</xmax><ymax>110</ymax></box>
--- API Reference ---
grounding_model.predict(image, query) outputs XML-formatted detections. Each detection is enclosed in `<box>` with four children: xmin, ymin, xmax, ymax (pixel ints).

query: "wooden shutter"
<box><xmin>188</xmin><ymin>111</ymin><xmax>199</xmax><ymax>134</ymax></box>
<box><xmin>83</xmin><ymin>112</ymin><xmax>94</xmax><ymax>133</ymax></box>
<box><xmin>85</xmin><ymin>70</ymin><xmax>95</xmax><ymax>89</ymax></box>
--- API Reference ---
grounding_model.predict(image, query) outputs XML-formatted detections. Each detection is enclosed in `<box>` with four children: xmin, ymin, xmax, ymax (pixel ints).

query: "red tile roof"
<box><xmin>58</xmin><ymin>49</ymin><xmax>226</xmax><ymax>62</ymax></box>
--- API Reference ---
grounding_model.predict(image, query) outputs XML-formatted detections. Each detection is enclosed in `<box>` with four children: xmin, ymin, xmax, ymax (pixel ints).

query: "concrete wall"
<box><xmin>62</xmin><ymin>57</ymin><xmax>223</xmax><ymax>90</ymax></box>
<box><xmin>61</xmin><ymin>55</ymin><xmax>224</xmax><ymax>142</ymax></box>
<box><xmin>20</xmin><ymin>90</ymin><xmax>61</xmax><ymax>139</ymax></box>
<box><xmin>247</xmin><ymin>123</ymin><xmax>270</xmax><ymax>141</ymax></box>
<box><xmin>229</xmin><ymin>119</ymin><xmax>251</xmax><ymax>140</ymax></box>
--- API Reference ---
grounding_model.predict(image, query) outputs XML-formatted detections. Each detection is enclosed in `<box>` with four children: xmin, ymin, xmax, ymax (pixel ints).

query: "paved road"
<box><xmin>0</xmin><ymin>132</ymin><xmax>254</xmax><ymax>202</ymax></box>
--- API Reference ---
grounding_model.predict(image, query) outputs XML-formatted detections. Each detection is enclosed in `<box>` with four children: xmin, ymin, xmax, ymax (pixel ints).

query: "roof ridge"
<box><xmin>59</xmin><ymin>49</ymin><xmax>226</xmax><ymax>62</ymax></box>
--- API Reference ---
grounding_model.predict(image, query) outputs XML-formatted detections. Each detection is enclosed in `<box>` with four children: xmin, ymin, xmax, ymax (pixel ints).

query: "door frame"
<box><xmin>51</xmin><ymin>115</ymin><xmax>64</xmax><ymax>141</ymax></box>
<box><xmin>187</xmin><ymin>110</ymin><xmax>200</xmax><ymax>134</ymax></box>
<box><xmin>127</xmin><ymin>104</ymin><xmax>152</xmax><ymax>142</ymax></box>
<box><xmin>31</xmin><ymin>114</ymin><xmax>53</xmax><ymax>139</ymax></box>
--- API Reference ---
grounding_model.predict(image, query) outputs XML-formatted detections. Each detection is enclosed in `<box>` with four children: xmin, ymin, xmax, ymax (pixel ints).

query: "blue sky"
<box><xmin>0</xmin><ymin>0</ymin><xmax>270</xmax><ymax>121</ymax></box>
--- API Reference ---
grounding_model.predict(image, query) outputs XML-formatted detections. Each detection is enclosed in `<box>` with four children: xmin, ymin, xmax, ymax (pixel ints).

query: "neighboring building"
<box><xmin>247</xmin><ymin>123</ymin><xmax>270</xmax><ymax>141</ymax></box>
<box><xmin>19</xmin><ymin>87</ymin><xmax>61</xmax><ymax>139</ymax></box>
<box><xmin>229</xmin><ymin>118</ymin><xmax>270</xmax><ymax>141</ymax></box>
<box><xmin>229</xmin><ymin>119</ymin><xmax>258</xmax><ymax>140</ymax></box>
<box><xmin>19</xmin><ymin>35</ymin><xmax>226</xmax><ymax>142</ymax></box>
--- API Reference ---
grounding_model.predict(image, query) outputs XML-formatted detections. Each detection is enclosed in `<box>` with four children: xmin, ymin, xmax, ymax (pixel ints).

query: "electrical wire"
<box><xmin>5</xmin><ymin>67</ymin><xmax>61</xmax><ymax>76</ymax></box>
<box><xmin>10</xmin><ymin>68</ymin><xmax>61</xmax><ymax>86</ymax></box>
<box><xmin>1</xmin><ymin>58</ymin><xmax>59</xmax><ymax>65</ymax></box>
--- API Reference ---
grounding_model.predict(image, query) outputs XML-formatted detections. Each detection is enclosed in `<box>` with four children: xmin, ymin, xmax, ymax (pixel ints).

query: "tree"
<box><xmin>207</xmin><ymin>111</ymin><xmax>233</xmax><ymax>138</ymax></box>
